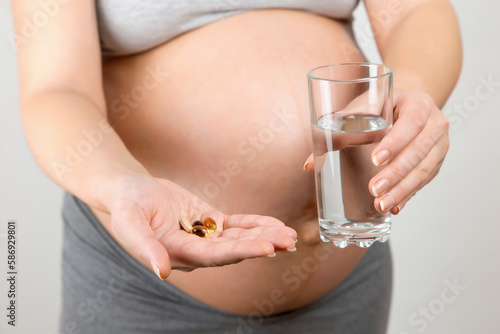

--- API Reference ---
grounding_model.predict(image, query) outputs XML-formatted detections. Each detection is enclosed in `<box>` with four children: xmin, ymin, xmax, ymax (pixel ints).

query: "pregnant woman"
<box><xmin>12</xmin><ymin>0</ymin><xmax>461</xmax><ymax>333</ymax></box>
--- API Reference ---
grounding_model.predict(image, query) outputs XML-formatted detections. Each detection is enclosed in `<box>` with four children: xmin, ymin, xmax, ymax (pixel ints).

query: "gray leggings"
<box><xmin>59</xmin><ymin>192</ymin><xmax>392</xmax><ymax>334</ymax></box>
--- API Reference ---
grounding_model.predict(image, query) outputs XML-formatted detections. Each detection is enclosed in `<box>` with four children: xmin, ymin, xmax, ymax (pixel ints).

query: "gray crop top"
<box><xmin>96</xmin><ymin>0</ymin><xmax>359</xmax><ymax>58</ymax></box>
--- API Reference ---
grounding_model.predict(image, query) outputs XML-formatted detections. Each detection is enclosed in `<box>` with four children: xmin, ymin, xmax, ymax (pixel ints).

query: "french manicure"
<box><xmin>150</xmin><ymin>260</ymin><xmax>165</xmax><ymax>281</ymax></box>
<box><xmin>380</xmin><ymin>195</ymin><xmax>395</xmax><ymax>212</ymax></box>
<box><xmin>303</xmin><ymin>161</ymin><xmax>310</xmax><ymax>171</ymax></box>
<box><xmin>372</xmin><ymin>149</ymin><xmax>390</xmax><ymax>166</ymax></box>
<box><xmin>286</xmin><ymin>247</ymin><xmax>297</xmax><ymax>252</ymax></box>
<box><xmin>267</xmin><ymin>253</ymin><xmax>277</xmax><ymax>258</ymax></box>
<box><xmin>372</xmin><ymin>178</ymin><xmax>389</xmax><ymax>197</ymax></box>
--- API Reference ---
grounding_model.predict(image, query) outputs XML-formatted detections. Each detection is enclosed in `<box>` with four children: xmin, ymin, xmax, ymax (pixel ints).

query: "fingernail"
<box><xmin>372</xmin><ymin>178</ymin><xmax>389</xmax><ymax>197</ymax></box>
<box><xmin>294</xmin><ymin>238</ymin><xmax>298</xmax><ymax>244</ymax></box>
<box><xmin>303</xmin><ymin>161</ymin><xmax>310</xmax><ymax>171</ymax></box>
<box><xmin>372</xmin><ymin>149</ymin><xmax>390</xmax><ymax>166</ymax></box>
<box><xmin>392</xmin><ymin>205</ymin><xmax>401</xmax><ymax>215</ymax></box>
<box><xmin>380</xmin><ymin>195</ymin><xmax>395</xmax><ymax>212</ymax></box>
<box><xmin>150</xmin><ymin>260</ymin><xmax>165</xmax><ymax>281</ymax></box>
<box><xmin>267</xmin><ymin>253</ymin><xmax>276</xmax><ymax>258</ymax></box>
<box><xmin>286</xmin><ymin>247</ymin><xmax>297</xmax><ymax>252</ymax></box>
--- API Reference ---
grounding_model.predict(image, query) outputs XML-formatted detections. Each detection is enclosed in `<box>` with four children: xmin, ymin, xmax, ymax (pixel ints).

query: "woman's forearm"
<box><xmin>21</xmin><ymin>89</ymin><xmax>149</xmax><ymax>211</ymax></box>
<box><xmin>368</xmin><ymin>0</ymin><xmax>462</xmax><ymax>108</ymax></box>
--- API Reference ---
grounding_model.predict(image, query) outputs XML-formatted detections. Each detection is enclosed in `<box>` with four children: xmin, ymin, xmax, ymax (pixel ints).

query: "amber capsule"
<box><xmin>191</xmin><ymin>225</ymin><xmax>209</xmax><ymax>238</ymax></box>
<box><xmin>203</xmin><ymin>217</ymin><xmax>217</xmax><ymax>232</ymax></box>
<box><xmin>192</xmin><ymin>220</ymin><xmax>204</xmax><ymax>228</ymax></box>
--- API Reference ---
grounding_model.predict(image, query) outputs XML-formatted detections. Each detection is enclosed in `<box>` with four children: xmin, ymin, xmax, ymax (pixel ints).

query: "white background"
<box><xmin>0</xmin><ymin>0</ymin><xmax>499</xmax><ymax>333</ymax></box>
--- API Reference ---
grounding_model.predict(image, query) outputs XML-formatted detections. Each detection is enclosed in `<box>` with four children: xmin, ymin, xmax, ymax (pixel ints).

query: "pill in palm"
<box><xmin>192</xmin><ymin>220</ymin><xmax>204</xmax><ymax>227</ymax></box>
<box><xmin>192</xmin><ymin>225</ymin><xmax>209</xmax><ymax>237</ymax></box>
<box><xmin>203</xmin><ymin>217</ymin><xmax>217</xmax><ymax>232</ymax></box>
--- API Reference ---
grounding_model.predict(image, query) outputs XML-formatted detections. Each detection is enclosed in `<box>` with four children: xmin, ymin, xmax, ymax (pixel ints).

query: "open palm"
<box><xmin>106</xmin><ymin>174</ymin><xmax>297</xmax><ymax>279</ymax></box>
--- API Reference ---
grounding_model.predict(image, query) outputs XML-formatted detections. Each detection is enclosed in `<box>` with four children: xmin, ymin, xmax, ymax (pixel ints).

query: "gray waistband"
<box><xmin>59</xmin><ymin>192</ymin><xmax>392</xmax><ymax>333</ymax></box>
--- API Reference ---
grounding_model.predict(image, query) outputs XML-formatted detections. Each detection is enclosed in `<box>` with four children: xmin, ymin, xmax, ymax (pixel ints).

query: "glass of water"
<box><xmin>307</xmin><ymin>63</ymin><xmax>393</xmax><ymax>248</ymax></box>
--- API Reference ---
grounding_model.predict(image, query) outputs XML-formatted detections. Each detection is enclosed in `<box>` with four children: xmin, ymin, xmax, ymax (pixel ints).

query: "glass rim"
<box><xmin>307</xmin><ymin>62</ymin><xmax>393</xmax><ymax>83</ymax></box>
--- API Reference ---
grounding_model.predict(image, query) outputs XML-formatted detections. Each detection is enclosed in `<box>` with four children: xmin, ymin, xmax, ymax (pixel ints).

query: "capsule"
<box><xmin>192</xmin><ymin>220</ymin><xmax>204</xmax><ymax>228</ymax></box>
<box><xmin>191</xmin><ymin>225</ymin><xmax>209</xmax><ymax>238</ymax></box>
<box><xmin>203</xmin><ymin>217</ymin><xmax>217</xmax><ymax>232</ymax></box>
<box><xmin>179</xmin><ymin>218</ymin><xmax>192</xmax><ymax>233</ymax></box>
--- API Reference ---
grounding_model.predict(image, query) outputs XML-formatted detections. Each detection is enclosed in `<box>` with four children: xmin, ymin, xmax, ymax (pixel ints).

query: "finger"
<box><xmin>390</xmin><ymin>167</ymin><xmax>440</xmax><ymax>215</ymax></box>
<box><xmin>165</xmin><ymin>231</ymin><xmax>277</xmax><ymax>267</ymax></box>
<box><xmin>217</xmin><ymin>225</ymin><xmax>297</xmax><ymax>249</ymax></box>
<box><xmin>223</xmin><ymin>214</ymin><xmax>286</xmax><ymax>229</ymax></box>
<box><xmin>372</xmin><ymin>101</ymin><xmax>433</xmax><ymax>167</ymax></box>
<box><xmin>303</xmin><ymin>154</ymin><xmax>314</xmax><ymax>172</ymax></box>
<box><xmin>165</xmin><ymin>222</ymin><xmax>297</xmax><ymax>267</ymax></box>
<box><xmin>110</xmin><ymin>202</ymin><xmax>171</xmax><ymax>280</ymax></box>
<box><xmin>369</xmin><ymin>118</ymin><xmax>447</xmax><ymax>198</ymax></box>
<box><xmin>192</xmin><ymin>239</ymin><xmax>278</xmax><ymax>266</ymax></box>
<box><xmin>373</xmin><ymin>143</ymin><xmax>446</xmax><ymax>213</ymax></box>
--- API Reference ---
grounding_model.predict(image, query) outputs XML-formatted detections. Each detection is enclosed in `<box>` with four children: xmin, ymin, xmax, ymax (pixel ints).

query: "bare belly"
<box><xmin>94</xmin><ymin>9</ymin><xmax>368</xmax><ymax>315</ymax></box>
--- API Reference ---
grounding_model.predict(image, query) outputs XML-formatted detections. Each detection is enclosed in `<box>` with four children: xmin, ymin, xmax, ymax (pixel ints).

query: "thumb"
<box><xmin>141</xmin><ymin>235</ymin><xmax>171</xmax><ymax>280</ymax></box>
<box><xmin>303</xmin><ymin>154</ymin><xmax>314</xmax><ymax>172</ymax></box>
<box><xmin>110</xmin><ymin>206</ymin><xmax>171</xmax><ymax>280</ymax></box>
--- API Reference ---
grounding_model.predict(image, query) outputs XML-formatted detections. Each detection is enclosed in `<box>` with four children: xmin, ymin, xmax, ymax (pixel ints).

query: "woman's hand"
<box><xmin>105</xmin><ymin>174</ymin><xmax>297</xmax><ymax>280</ymax></box>
<box><xmin>304</xmin><ymin>90</ymin><xmax>449</xmax><ymax>215</ymax></box>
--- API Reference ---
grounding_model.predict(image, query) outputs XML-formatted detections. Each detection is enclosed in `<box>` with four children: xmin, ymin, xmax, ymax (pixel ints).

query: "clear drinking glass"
<box><xmin>307</xmin><ymin>63</ymin><xmax>393</xmax><ymax>248</ymax></box>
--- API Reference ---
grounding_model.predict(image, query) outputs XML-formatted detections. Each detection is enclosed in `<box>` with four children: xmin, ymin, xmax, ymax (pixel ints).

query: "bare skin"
<box><xmin>12</xmin><ymin>0</ymin><xmax>461</xmax><ymax>317</ymax></box>
<box><xmin>96</xmin><ymin>10</ymin><xmax>368</xmax><ymax>314</ymax></box>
